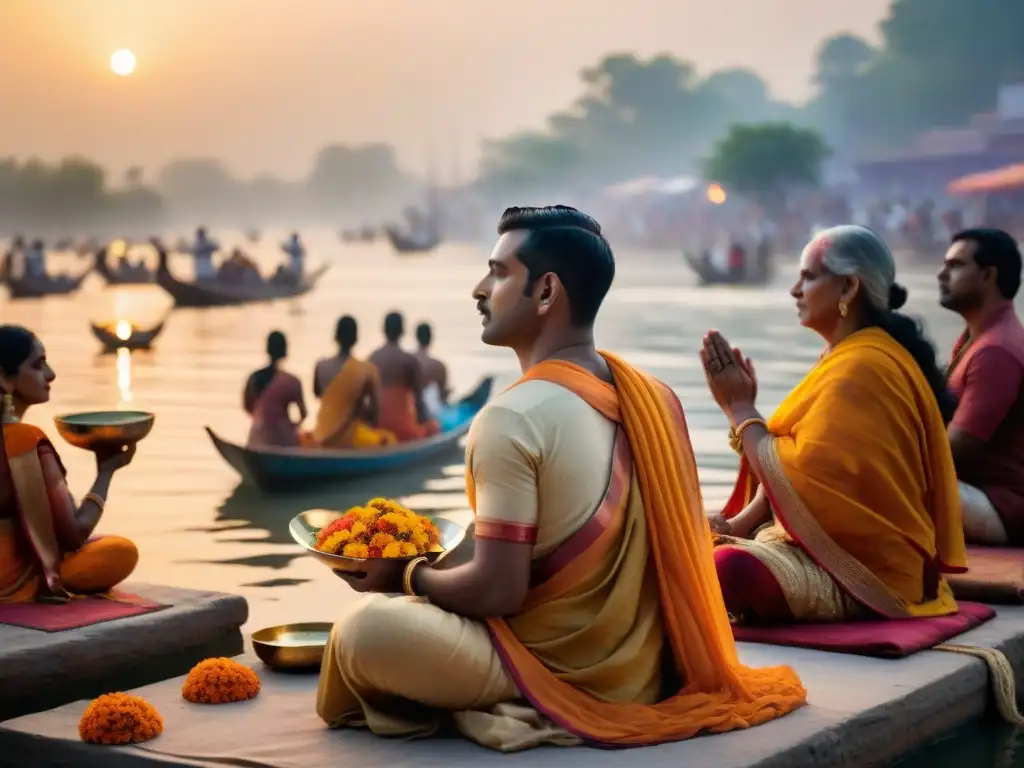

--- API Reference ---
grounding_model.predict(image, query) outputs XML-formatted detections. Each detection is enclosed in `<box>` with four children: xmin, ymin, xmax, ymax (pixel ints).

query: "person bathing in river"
<box><xmin>316</xmin><ymin>205</ymin><xmax>805</xmax><ymax>749</ymax></box>
<box><xmin>414</xmin><ymin>322</ymin><xmax>450</xmax><ymax>423</ymax></box>
<box><xmin>305</xmin><ymin>316</ymin><xmax>396</xmax><ymax>449</ymax></box>
<box><xmin>0</xmin><ymin>325</ymin><xmax>138</xmax><ymax>603</ymax></box>
<box><xmin>368</xmin><ymin>312</ymin><xmax>439</xmax><ymax>442</ymax></box>
<box><xmin>243</xmin><ymin>331</ymin><xmax>307</xmax><ymax>448</ymax></box>
<box><xmin>939</xmin><ymin>228</ymin><xmax>1024</xmax><ymax>545</ymax></box>
<box><xmin>707</xmin><ymin>225</ymin><xmax>967</xmax><ymax>624</ymax></box>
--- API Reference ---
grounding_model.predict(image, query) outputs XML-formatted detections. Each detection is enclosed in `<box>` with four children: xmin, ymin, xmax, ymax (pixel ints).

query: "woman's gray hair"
<box><xmin>812</xmin><ymin>225</ymin><xmax>906</xmax><ymax>311</ymax></box>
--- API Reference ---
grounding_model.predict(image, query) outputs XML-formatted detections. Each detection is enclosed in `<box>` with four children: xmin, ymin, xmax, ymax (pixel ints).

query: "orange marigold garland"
<box><xmin>312</xmin><ymin>498</ymin><xmax>441</xmax><ymax>558</ymax></box>
<box><xmin>182</xmin><ymin>657</ymin><xmax>261</xmax><ymax>704</ymax></box>
<box><xmin>79</xmin><ymin>692</ymin><xmax>164</xmax><ymax>745</ymax></box>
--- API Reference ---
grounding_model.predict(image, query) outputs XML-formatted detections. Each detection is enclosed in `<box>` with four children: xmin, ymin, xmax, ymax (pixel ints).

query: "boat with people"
<box><xmin>206</xmin><ymin>376</ymin><xmax>493</xmax><ymax>492</ymax></box>
<box><xmin>383</xmin><ymin>226</ymin><xmax>441</xmax><ymax>255</ymax></box>
<box><xmin>3</xmin><ymin>269</ymin><xmax>89</xmax><ymax>300</ymax></box>
<box><xmin>93</xmin><ymin>246</ymin><xmax>155</xmax><ymax>285</ymax></box>
<box><xmin>153</xmin><ymin>242</ymin><xmax>329</xmax><ymax>308</ymax></box>
<box><xmin>683</xmin><ymin>241</ymin><xmax>773</xmax><ymax>287</ymax></box>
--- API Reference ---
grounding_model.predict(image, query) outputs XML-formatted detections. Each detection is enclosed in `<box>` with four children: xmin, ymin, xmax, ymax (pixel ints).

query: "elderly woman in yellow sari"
<box><xmin>1</xmin><ymin>325</ymin><xmax>138</xmax><ymax>603</ymax></box>
<box><xmin>305</xmin><ymin>316</ymin><xmax>397</xmax><ymax>449</ymax></box>
<box><xmin>705</xmin><ymin>225</ymin><xmax>967</xmax><ymax>624</ymax></box>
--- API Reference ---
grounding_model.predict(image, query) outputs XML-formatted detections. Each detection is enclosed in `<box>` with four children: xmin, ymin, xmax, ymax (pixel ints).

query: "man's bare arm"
<box><xmin>412</xmin><ymin>537</ymin><xmax>532</xmax><ymax>618</ymax></box>
<box><xmin>412</xmin><ymin>407</ymin><xmax>537</xmax><ymax>617</ymax></box>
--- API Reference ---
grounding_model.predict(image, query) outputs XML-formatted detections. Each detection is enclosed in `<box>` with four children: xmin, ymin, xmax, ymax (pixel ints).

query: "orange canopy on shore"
<box><xmin>948</xmin><ymin>164</ymin><xmax>1024</xmax><ymax>196</ymax></box>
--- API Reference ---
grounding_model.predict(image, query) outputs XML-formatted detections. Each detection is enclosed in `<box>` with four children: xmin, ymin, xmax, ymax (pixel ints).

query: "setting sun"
<box><xmin>109</xmin><ymin>49</ymin><xmax>136</xmax><ymax>77</ymax></box>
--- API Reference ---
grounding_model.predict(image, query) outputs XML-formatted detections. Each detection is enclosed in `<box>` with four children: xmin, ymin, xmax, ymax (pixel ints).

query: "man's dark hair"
<box><xmin>416</xmin><ymin>322</ymin><xmax>432</xmax><ymax>347</ymax></box>
<box><xmin>383</xmin><ymin>311</ymin><xmax>404</xmax><ymax>342</ymax></box>
<box><xmin>497</xmin><ymin>205</ymin><xmax>615</xmax><ymax>326</ymax></box>
<box><xmin>335</xmin><ymin>315</ymin><xmax>357</xmax><ymax>349</ymax></box>
<box><xmin>951</xmin><ymin>228</ymin><xmax>1022</xmax><ymax>299</ymax></box>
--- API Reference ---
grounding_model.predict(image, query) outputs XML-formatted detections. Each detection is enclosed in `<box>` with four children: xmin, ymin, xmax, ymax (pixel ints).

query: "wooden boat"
<box><xmin>4</xmin><ymin>268</ymin><xmax>89</xmax><ymax>299</ymax></box>
<box><xmin>154</xmin><ymin>247</ymin><xmax>330</xmax><ymax>308</ymax></box>
<box><xmin>206</xmin><ymin>376</ymin><xmax>494</xmax><ymax>493</ymax></box>
<box><xmin>384</xmin><ymin>226</ymin><xmax>441</xmax><ymax>255</ymax></box>
<box><xmin>683</xmin><ymin>248</ymin><xmax>772</xmax><ymax>287</ymax></box>
<box><xmin>90</xmin><ymin>320</ymin><xmax>166</xmax><ymax>352</ymax></box>
<box><xmin>94</xmin><ymin>247</ymin><xmax>155</xmax><ymax>285</ymax></box>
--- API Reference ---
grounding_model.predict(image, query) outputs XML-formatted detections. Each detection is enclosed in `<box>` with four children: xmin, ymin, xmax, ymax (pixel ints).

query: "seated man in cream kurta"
<box><xmin>315</xmin><ymin>205</ymin><xmax>805</xmax><ymax>752</ymax></box>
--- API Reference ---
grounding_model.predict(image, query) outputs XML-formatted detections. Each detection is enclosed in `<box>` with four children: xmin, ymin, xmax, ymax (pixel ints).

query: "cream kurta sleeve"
<box><xmin>466</xmin><ymin>404</ymin><xmax>540</xmax><ymax>545</ymax></box>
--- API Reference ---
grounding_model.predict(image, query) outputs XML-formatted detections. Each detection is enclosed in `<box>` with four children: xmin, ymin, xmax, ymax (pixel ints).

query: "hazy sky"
<box><xmin>0</xmin><ymin>0</ymin><xmax>892</xmax><ymax>180</ymax></box>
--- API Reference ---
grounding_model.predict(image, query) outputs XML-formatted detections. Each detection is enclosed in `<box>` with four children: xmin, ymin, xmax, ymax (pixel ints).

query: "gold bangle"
<box><xmin>727</xmin><ymin>417</ymin><xmax>768</xmax><ymax>454</ymax></box>
<box><xmin>82</xmin><ymin>492</ymin><xmax>106</xmax><ymax>511</ymax></box>
<box><xmin>403</xmin><ymin>556</ymin><xmax>429</xmax><ymax>597</ymax></box>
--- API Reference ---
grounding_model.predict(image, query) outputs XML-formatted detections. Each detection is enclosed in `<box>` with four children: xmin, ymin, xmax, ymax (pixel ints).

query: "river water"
<box><xmin>0</xmin><ymin>232</ymin><xmax>1004</xmax><ymax>764</ymax></box>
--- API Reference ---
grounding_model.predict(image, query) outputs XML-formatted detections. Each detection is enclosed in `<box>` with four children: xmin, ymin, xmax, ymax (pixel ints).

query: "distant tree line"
<box><xmin>0</xmin><ymin>158</ymin><xmax>163</xmax><ymax>235</ymax></box>
<box><xmin>475</xmin><ymin>0</ymin><xmax>1024</xmax><ymax>201</ymax></box>
<box><xmin>0</xmin><ymin>143</ymin><xmax>417</xmax><ymax>234</ymax></box>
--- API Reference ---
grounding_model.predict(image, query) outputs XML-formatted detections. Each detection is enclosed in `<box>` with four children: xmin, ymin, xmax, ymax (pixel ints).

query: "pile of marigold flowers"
<box><xmin>79</xmin><ymin>692</ymin><xmax>163</xmax><ymax>745</ymax></box>
<box><xmin>182</xmin><ymin>657</ymin><xmax>261</xmax><ymax>704</ymax></box>
<box><xmin>313</xmin><ymin>497</ymin><xmax>441</xmax><ymax>559</ymax></box>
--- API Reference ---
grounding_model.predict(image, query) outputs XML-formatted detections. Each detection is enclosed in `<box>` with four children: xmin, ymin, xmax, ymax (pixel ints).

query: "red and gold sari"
<box><xmin>1</xmin><ymin>422</ymin><xmax>138</xmax><ymax>602</ymax></box>
<box><xmin>715</xmin><ymin>328</ymin><xmax>968</xmax><ymax>623</ymax></box>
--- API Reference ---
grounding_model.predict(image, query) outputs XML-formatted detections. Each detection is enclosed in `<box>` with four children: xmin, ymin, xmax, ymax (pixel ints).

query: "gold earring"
<box><xmin>838</xmin><ymin>302</ymin><xmax>848</xmax><ymax>318</ymax></box>
<box><xmin>2</xmin><ymin>392</ymin><xmax>15</xmax><ymax>424</ymax></box>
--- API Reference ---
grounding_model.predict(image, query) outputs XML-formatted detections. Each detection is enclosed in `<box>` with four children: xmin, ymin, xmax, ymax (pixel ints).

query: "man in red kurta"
<box><xmin>939</xmin><ymin>228</ymin><xmax>1024</xmax><ymax>544</ymax></box>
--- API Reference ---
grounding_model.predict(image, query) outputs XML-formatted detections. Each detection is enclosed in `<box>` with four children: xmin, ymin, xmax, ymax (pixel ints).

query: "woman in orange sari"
<box><xmin>704</xmin><ymin>225</ymin><xmax>967</xmax><ymax>623</ymax></box>
<box><xmin>1</xmin><ymin>325</ymin><xmax>138</xmax><ymax>603</ymax></box>
<box><xmin>305</xmin><ymin>316</ymin><xmax>396</xmax><ymax>449</ymax></box>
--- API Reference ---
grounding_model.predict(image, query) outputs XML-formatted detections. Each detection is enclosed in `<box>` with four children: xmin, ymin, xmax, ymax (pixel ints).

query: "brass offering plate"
<box><xmin>251</xmin><ymin>622</ymin><xmax>333</xmax><ymax>671</ymax></box>
<box><xmin>289</xmin><ymin>509</ymin><xmax>465</xmax><ymax>574</ymax></box>
<box><xmin>53</xmin><ymin>411</ymin><xmax>155</xmax><ymax>451</ymax></box>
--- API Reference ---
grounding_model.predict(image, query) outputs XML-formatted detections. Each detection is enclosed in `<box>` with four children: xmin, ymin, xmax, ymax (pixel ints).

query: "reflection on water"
<box><xmin>116</xmin><ymin>347</ymin><xmax>132</xmax><ymax>403</ymax></box>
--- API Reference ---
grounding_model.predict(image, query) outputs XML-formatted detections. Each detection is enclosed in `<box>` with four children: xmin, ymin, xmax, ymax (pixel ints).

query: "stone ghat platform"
<box><xmin>2</xmin><ymin>606</ymin><xmax>1024</xmax><ymax>768</ymax></box>
<box><xmin>0</xmin><ymin>584</ymin><xmax>248</xmax><ymax>723</ymax></box>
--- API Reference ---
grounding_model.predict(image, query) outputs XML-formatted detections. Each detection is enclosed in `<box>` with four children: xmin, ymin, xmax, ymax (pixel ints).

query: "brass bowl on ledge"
<box><xmin>53</xmin><ymin>411</ymin><xmax>155</xmax><ymax>451</ymax></box>
<box><xmin>289</xmin><ymin>509</ymin><xmax>466</xmax><ymax>574</ymax></box>
<box><xmin>250</xmin><ymin>622</ymin><xmax>333</xmax><ymax>671</ymax></box>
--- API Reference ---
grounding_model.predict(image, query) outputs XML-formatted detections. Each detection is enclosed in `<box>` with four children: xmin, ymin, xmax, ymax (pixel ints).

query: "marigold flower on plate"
<box><xmin>319</xmin><ymin>529</ymin><xmax>352</xmax><ymax>553</ymax></box>
<box><xmin>343</xmin><ymin>542</ymin><xmax>369</xmax><ymax>558</ymax></box>
<box><xmin>79</xmin><ymin>692</ymin><xmax>163</xmax><ymax>745</ymax></box>
<box><xmin>369</xmin><ymin>532</ymin><xmax>396</xmax><ymax>549</ymax></box>
<box><xmin>182</xmin><ymin>658</ymin><xmax>260</xmax><ymax>704</ymax></box>
<box><xmin>311</xmin><ymin>499</ymin><xmax>444</xmax><ymax>560</ymax></box>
